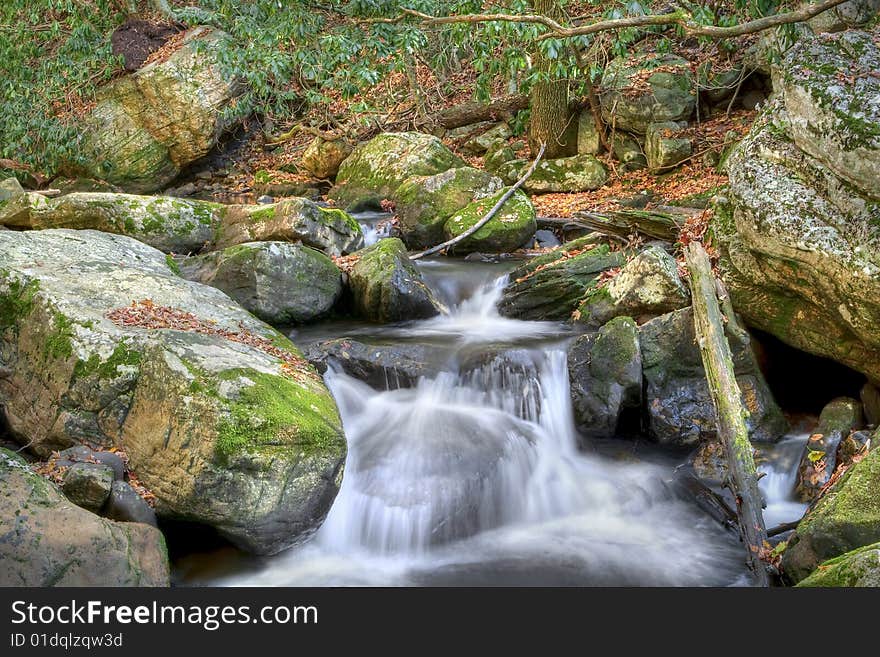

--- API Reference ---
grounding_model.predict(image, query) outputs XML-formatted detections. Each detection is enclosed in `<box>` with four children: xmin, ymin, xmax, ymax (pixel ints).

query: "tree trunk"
<box><xmin>685</xmin><ymin>242</ymin><xmax>770</xmax><ymax>587</ymax></box>
<box><xmin>528</xmin><ymin>0</ymin><xmax>577</xmax><ymax>158</ymax></box>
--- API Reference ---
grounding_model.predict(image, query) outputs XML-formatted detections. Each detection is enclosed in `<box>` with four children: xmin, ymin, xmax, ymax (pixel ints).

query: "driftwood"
<box><xmin>410</xmin><ymin>143</ymin><xmax>546</xmax><ymax>260</ymax></box>
<box><xmin>685</xmin><ymin>242</ymin><xmax>770</xmax><ymax>586</ymax></box>
<box><xmin>571</xmin><ymin>209</ymin><xmax>683</xmax><ymax>242</ymax></box>
<box><xmin>672</xmin><ymin>466</ymin><xmax>739</xmax><ymax>536</ymax></box>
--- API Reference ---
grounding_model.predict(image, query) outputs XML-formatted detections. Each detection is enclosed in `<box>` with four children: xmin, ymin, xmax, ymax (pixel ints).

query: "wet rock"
<box><xmin>78</xmin><ymin>27</ymin><xmax>241</xmax><ymax>193</ymax></box>
<box><xmin>575</xmin><ymin>246</ymin><xmax>690</xmax><ymax>329</ymax></box>
<box><xmin>860</xmin><ymin>382</ymin><xmax>880</xmax><ymax>426</ymax></box>
<box><xmin>394</xmin><ymin>167</ymin><xmax>503</xmax><ymax>249</ymax></box>
<box><xmin>443</xmin><ymin>188</ymin><xmax>537</xmax><ymax>254</ymax></box>
<box><xmin>181</xmin><ymin>241</ymin><xmax>343</xmax><ymax>325</ymax></box>
<box><xmin>646</xmin><ymin>121</ymin><xmax>692</xmax><ymax>172</ymax></box>
<box><xmin>797</xmin><ymin>541</ymin><xmax>880</xmax><ymax>587</ymax></box>
<box><xmin>329</xmin><ymin>132</ymin><xmax>465</xmax><ymax>211</ymax></box>
<box><xmin>213</xmin><ymin>197</ymin><xmax>363</xmax><ymax>256</ymax></box>
<box><xmin>103</xmin><ymin>481</ymin><xmax>158</xmax><ymax>527</ymax></box>
<box><xmin>0</xmin><ymin>448</ymin><xmax>168</xmax><ymax>586</ymax></box>
<box><xmin>0</xmin><ymin>229</ymin><xmax>345</xmax><ymax>555</ymax></box>
<box><xmin>639</xmin><ymin>307</ymin><xmax>787</xmax><ymax>447</ymax></box>
<box><xmin>599</xmin><ymin>53</ymin><xmax>696</xmax><ymax>134</ymax></box>
<box><xmin>301</xmin><ymin>137</ymin><xmax>353</xmax><ymax>180</ymax></box>
<box><xmin>568</xmin><ymin>316</ymin><xmax>642</xmax><ymax>439</ymax></box>
<box><xmin>782</xmin><ymin>443</ymin><xmax>880</xmax><ymax>583</ymax></box>
<box><xmin>0</xmin><ymin>191</ymin><xmax>221</xmax><ymax>253</ymax></box>
<box><xmin>56</xmin><ymin>445</ymin><xmax>125</xmax><ymax>481</ymax></box>
<box><xmin>60</xmin><ymin>462</ymin><xmax>114</xmax><ymax>512</ymax></box>
<box><xmin>795</xmin><ymin>397</ymin><xmax>863</xmax><ymax>501</ymax></box>
<box><xmin>689</xmin><ymin>439</ymin><xmax>727</xmax><ymax>485</ymax></box>
<box><xmin>349</xmin><ymin>238</ymin><xmax>443</xmax><ymax>322</ymax></box>
<box><xmin>498</xmin><ymin>239</ymin><xmax>623</xmax><ymax>320</ymax></box>
<box><xmin>837</xmin><ymin>430</ymin><xmax>873</xmax><ymax>467</ymax></box>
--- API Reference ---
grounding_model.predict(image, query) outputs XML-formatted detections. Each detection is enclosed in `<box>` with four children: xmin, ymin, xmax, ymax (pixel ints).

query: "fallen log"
<box><xmin>572</xmin><ymin>209</ymin><xmax>682</xmax><ymax>242</ymax></box>
<box><xmin>672</xmin><ymin>465</ymin><xmax>739</xmax><ymax>536</ymax></box>
<box><xmin>432</xmin><ymin>94</ymin><xmax>529</xmax><ymax>129</ymax></box>
<box><xmin>685</xmin><ymin>241</ymin><xmax>770</xmax><ymax>586</ymax></box>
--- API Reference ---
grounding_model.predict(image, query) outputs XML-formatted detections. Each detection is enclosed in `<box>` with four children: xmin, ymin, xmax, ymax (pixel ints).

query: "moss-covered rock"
<box><xmin>349</xmin><ymin>238</ymin><xmax>443</xmax><ymax>322</ymax></box>
<box><xmin>181</xmin><ymin>241</ymin><xmax>343</xmax><ymax>325</ymax></box>
<box><xmin>78</xmin><ymin>27</ymin><xmax>241</xmax><ymax>193</ymax></box>
<box><xmin>519</xmin><ymin>154</ymin><xmax>609</xmax><ymax>193</ymax></box>
<box><xmin>0</xmin><ymin>448</ymin><xmax>168</xmax><ymax>586</ymax></box>
<box><xmin>0</xmin><ymin>191</ymin><xmax>221</xmax><ymax>253</ymax></box>
<box><xmin>782</xmin><ymin>444</ymin><xmax>880</xmax><ymax>583</ymax></box>
<box><xmin>599</xmin><ymin>53</ymin><xmax>697</xmax><ymax>134</ymax></box>
<box><xmin>498</xmin><ymin>238</ymin><xmax>624</xmax><ymax>320</ymax></box>
<box><xmin>568</xmin><ymin>316</ymin><xmax>642</xmax><ymax>439</ymax></box>
<box><xmin>329</xmin><ymin>132</ymin><xmax>465</xmax><ymax>210</ymax></box>
<box><xmin>646</xmin><ymin>121</ymin><xmax>692</xmax><ymax>172</ymax></box>
<box><xmin>484</xmin><ymin>142</ymin><xmax>517</xmax><ymax>174</ymax></box>
<box><xmin>301</xmin><ymin>137</ymin><xmax>353</xmax><ymax>180</ymax></box>
<box><xmin>463</xmin><ymin>123</ymin><xmax>512</xmax><ymax>154</ymax></box>
<box><xmin>393</xmin><ymin>167</ymin><xmax>503</xmax><ymax>248</ymax></box>
<box><xmin>214</xmin><ymin>196</ymin><xmax>363</xmax><ymax>256</ymax></box>
<box><xmin>577</xmin><ymin>111</ymin><xmax>603</xmax><ymax>155</ymax></box>
<box><xmin>639</xmin><ymin>307</ymin><xmax>788</xmax><ymax>447</ymax></box>
<box><xmin>797</xmin><ymin>541</ymin><xmax>880</xmax><ymax>587</ymax></box>
<box><xmin>442</xmin><ymin>188</ymin><xmax>537</xmax><ymax>254</ymax></box>
<box><xmin>0</xmin><ymin>229</ymin><xmax>345</xmax><ymax>554</ymax></box>
<box><xmin>612</xmin><ymin>133</ymin><xmax>647</xmax><ymax>171</ymax></box>
<box><xmin>576</xmin><ymin>246</ymin><xmax>690</xmax><ymax>328</ymax></box>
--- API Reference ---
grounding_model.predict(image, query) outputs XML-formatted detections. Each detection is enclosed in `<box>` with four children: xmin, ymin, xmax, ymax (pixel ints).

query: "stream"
<box><xmin>175</xmin><ymin>255</ymin><xmax>809</xmax><ymax>587</ymax></box>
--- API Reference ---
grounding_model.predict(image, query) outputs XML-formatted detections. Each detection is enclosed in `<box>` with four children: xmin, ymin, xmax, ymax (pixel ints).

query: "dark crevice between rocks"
<box><xmin>161</xmin><ymin>518</ymin><xmax>264</xmax><ymax>585</ymax></box>
<box><xmin>751</xmin><ymin>328</ymin><xmax>866</xmax><ymax>415</ymax></box>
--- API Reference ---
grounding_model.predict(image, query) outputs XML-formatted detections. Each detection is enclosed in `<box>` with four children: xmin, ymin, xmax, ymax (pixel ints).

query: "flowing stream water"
<box><xmin>177</xmin><ymin>257</ymin><xmax>809</xmax><ymax>587</ymax></box>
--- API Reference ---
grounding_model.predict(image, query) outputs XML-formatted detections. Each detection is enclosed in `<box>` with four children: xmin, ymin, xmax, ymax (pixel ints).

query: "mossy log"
<box><xmin>572</xmin><ymin>209</ymin><xmax>683</xmax><ymax>242</ymax></box>
<box><xmin>685</xmin><ymin>241</ymin><xmax>770</xmax><ymax>586</ymax></box>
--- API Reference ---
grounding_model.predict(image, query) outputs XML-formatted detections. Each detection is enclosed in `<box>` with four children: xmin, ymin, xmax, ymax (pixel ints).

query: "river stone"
<box><xmin>213</xmin><ymin>197</ymin><xmax>363</xmax><ymax>256</ymax></box>
<box><xmin>442</xmin><ymin>188</ymin><xmax>537</xmax><ymax>254</ymax></box>
<box><xmin>639</xmin><ymin>307</ymin><xmax>788</xmax><ymax>447</ymax></box>
<box><xmin>599</xmin><ymin>53</ymin><xmax>697</xmax><ymax>134</ymax></box>
<box><xmin>797</xmin><ymin>541</ymin><xmax>880</xmax><ymax>587</ymax></box>
<box><xmin>782</xmin><ymin>443</ymin><xmax>880</xmax><ymax>583</ymax></box>
<box><xmin>504</xmin><ymin>154</ymin><xmax>608</xmax><ymax>194</ymax></box>
<box><xmin>577</xmin><ymin>112</ymin><xmax>602</xmax><ymax>155</ymax></box>
<box><xmin>349</xmin><ymin>238</ymin><xmax>443</xmax><ymax>322</ymax></box>
<box><xmin>498</xmin><ymin>239</ymin><xmax>624</xmax><ymax>320</ymax></box>
<box><xmin>714</xmin><ymin>98</ymin><xmax>880</xmax><ymax>383</ymax></box>
<box><xmin>777</xmin><ymin>29</ymin><xmax>880</xmax><ymax>199</ymax></box>
<box><xmin>394</xmin><ymin>167</ymin><xmax>503</xmax><ymax>249</ymax></box>
<box><xmin>329</xmin><ymin>132</ymin><xmax>465</xmax><ymax>211</ymax></box>
<box><xmin>0</xmin><ymin>177</ymin><xmax>24</xmax><ymax>201</ymax></box>
<box><xmin>0</xmin><ymin>448</ymin><xmax>168</xmax><ymax>586</ymax></box>
<box><xmin>568</xmin><ymin>316</ymin><xmax>642</xmax><ymax>439</ymax></box>
<box><xmin>301</xmin><ymin>137</ymin><xmax>353</xmax><ymax>180</ymax></box>
<box><xmin>104</xmin><ymin>481</ymin><xmax>158</xmax><ymax>527</ymax></box>
<box><xmin>646</xmin><ymin>121</ymin><xmax>692</xmax><ymax>172</ymax></box>
<box><xmin>78</xmin><ymin>27</ymin><xmax>241</xmax><ymax>193</ymax></box>
<box><xmin>61</xmin><ymin>461</ymin><xmax>114</xmax><ymax>512</ymax></box>
<box><xmin>795</xmin><ymin>397</ymin><xmax>863</xmax><ymax>502</ymax></box>
<box><xmin>181</xmin><ymin>241</ymin><xmax>343</xmax><ymax>325</ymax></box>
<box><xmin>575</xmin><ymin>246</ymin><xmax>690</xmax><ymax>328</ymax></box>
<box><xmin>0</xmin><ymin>191</ymin><xmax>221</xmax><ymax>253</ymax></box>
<box><xmin>0</xmin><ymin>229</ymin><xmax>345</xmax><ymax>555</ymax></box>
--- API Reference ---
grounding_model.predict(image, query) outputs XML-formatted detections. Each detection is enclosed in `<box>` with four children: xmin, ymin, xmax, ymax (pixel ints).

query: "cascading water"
<box><xmin>194</xmin><ymin>258</ymin><xmax>763</xmax><ymax>586</ymax></box>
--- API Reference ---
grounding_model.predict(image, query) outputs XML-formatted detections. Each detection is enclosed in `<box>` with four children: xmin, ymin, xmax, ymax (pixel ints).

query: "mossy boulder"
<box><xmin>0</xmin><ymin>191</ymin><xmax>221</xmax><ymax>253</ymax></box>
<box><xmin>782</xmin><ymin>443</ymin><xmax>880</xmax><ymax>583</ymax></box>
<box><xmin>394</xmin><ymin>167</ymin><xmax>503</xmax><ymax>249</ymax></box>
<box><xmin>612</xmin><ymin>133</ymin><xmax>647</xmax><ymax>171</ymax></box>
<box><xmin>181</xmin><ymin>241</ymin><xmax>343</xmax><ymax>325</ymax></box>
<box><xmin>568</xmin><ymin>316</ymin><xmax>642</xmax><ymax>439</ymax></box>
<box><xmin>577</xmin><ymin>112</ymin><xmax>603</xmax><ymax>155</ymax></box>
<box><xmin>214</xmin><ymin>196</ymin><xmax>363</xmax><ymax>256</ymax></box>
<box><xmin>348</xmin><ymin>238</ymin><xmax>443</xmax><ymax>322</ymax></box>
<box><xmin>78</xmin><ymin>27</ymin><xmax>241</xmax><ymax>193</ymax></box>
<box><xmin>575</xmin><ymin>246</ymin><xmax>690</xmax><ymax>328</ymax></box>
<box><xmin>0</xmin><ymin>448</ymin><xmax>169</xmax><ymax>586</ymax></box>
<box><xmin>0</xmin><ymin>229</ymin><xmax>345</xmax><ymax>554</ymax></box>
<box><xmin>442</xmin><ymin>188</ymin><xmax>537</xmax><ymax>254</ymax></box>
<box><xmin>60</xmin><ymin>462</ymin><xmax>114</xmax><ymax>512</ymax></box>
<box><xmin>797</xmin><ymin>541</ymin><xmax>880</xmax><ymax>587</ymax></box>
<box><xmin>463</xmin><ymin>123</ymin><xmax>512</xmax><ymax>154</ymax></box>
<box><xmin>715</xmin><ymin>98</ymin><xmax>880</xmax><ymax>382</ymax></box>
<box><xmin>301</xmin><ymin>137</ymin><xmax>353</xmax><ymax>180</ymax></box>
<box><xmin>646</xmin><ymin>121</ymin><xmax>692</xmax><ymax>172</ymax></box>
<box><xmin>498</xmin><ymin>238</ymin><xmax>624</xmax><ymax>320</ymax></box>
<box><xmin>639</xmin><ymin>307</ymin><xmax>787</xmax><ymax>447</ymax></box>
<box><xmin>484</xmin><ymin>142</ymin><xmax>517</xmax><ymax>174</ymax></box>
<box><xmin>520</xmin><ymin>154</ymin><xmax>609</xmax><ymax>193</ymax></box>
<box><xmin>599</xmin><ymin>53</ymin><xmax>697</xmax><ymax>134</ymax></box>
<box><xmin>329</xmin><ymin>132</ymin><xmax>465</xmax><ymax>210</ymax></box>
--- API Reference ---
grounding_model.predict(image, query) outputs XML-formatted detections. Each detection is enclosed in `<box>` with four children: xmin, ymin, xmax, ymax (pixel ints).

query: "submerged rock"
<box><xmin>181</xmin><ymin>241</ymin><xmax>343</xmax><ymax>325</ymax></box>
<box><xmin>0</xmin><ymin>448</ymin><xmax>168</xmax><ymax>586</ymax></box>
<box><xmin>442</xmin><ymin>188</ymin><xmax>537</xmax><ymax>254</ymax></box>
<box><xmin>568</xmin><ymin>316</ymin><xmax>642</xmax><ymax>439</ymax></box>
<box><xmin>329</xmin><ymin>132</ymin><xmax>465</xmax><ymax>210</ymax></box>
<box><xmin>213</xmin><ymin>197</ymin><xmax>363</xmax><ymax>256</ymax></box>
<box><xmin>349</xmin><ymin>238</ymin><xmax>443</xmax><ymax>322</ymax></box>
<box><xmin>498</xmin><ymin>239</ymin><xmax>624</xmax><ymax>320</ymax></box>
<box><xmin>0</xmin><ymin>229</ymin><xmax>345</xmax><ymax>554</ymax></box>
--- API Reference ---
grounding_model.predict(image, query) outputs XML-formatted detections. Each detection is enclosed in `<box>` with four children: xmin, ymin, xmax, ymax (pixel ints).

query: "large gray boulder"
<box><xmin>181</xmin><ymin>241</ymin><xmax>343</xmax><ymax>325</ymax></box>
<box><xmin>442</xmin><ymin>188</ymin><xmax>537</xmax><ymax>254</ymax></box>
<box><xmin>0</xmin><ymin>229</ymin><xmax>345</xmax><ymax>554</ymax></box>
<box><xmin>0</xmin><ymin>448</ymin><xmax>168</xmax><ymax>586</ymax></box>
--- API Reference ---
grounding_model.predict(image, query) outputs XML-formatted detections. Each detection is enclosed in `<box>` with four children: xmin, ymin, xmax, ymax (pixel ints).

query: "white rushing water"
<box><xmin>205</xmin><ymin>259</ymin><xmax>763</xmax><ymax>586</ymax></box>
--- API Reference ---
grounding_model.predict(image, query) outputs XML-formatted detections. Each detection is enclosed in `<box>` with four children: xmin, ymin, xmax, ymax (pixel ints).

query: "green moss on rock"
<box><xmin>443</xmin><ymin>188</ymin><xmax>537</xmax><ymax>254</ymax></box>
